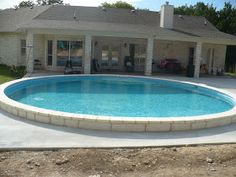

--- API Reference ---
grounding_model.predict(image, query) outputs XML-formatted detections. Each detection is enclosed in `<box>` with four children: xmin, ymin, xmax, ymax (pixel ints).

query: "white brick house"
<box><xmin>0</xmin><ymin>3</ymin><xmax>236</xmax><ymax>77</ymax></box>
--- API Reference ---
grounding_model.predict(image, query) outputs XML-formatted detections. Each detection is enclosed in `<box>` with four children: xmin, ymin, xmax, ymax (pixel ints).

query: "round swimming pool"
<box><xmin>0</xmin><ymin>75</ymin><xmax>236</xmax><ymax>132</ymax></box>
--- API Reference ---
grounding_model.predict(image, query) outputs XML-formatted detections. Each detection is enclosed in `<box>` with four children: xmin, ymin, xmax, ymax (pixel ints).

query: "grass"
<box><xmin>0</xmin><ymin>64</ymin><xmax>25</xmax><ymax>84</ymax></box>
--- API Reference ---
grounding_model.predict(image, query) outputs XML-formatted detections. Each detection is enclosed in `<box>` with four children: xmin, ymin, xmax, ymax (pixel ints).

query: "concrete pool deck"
<box><xmin>0</xmin><ymin>75</ymin><xmax>236</xmax><ymax>149</ymax></box>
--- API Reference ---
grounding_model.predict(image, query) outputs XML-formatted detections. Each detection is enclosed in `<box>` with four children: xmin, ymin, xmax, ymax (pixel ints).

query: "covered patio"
<box><xmin>25</xmin><ymin>28</ymin><xmax>235</xmax><ymax>78</ymax></box>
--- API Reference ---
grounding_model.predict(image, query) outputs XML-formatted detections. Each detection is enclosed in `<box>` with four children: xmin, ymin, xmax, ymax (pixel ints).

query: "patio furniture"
<box><xmin>34</xmin><ymin>59</ymin><xmax>42</xmax><ymax>70</ymax></box>
<box><xmin>160</xmin><ymin>58</ymin><xmax>181</xmax><ymax>73</ymax></box>
<box><xmin>124</xmin><ymin>56</ymin><xmax>134</xmax><ymax>72</ymax></box>
<box><xmin>186</xmin><ymin>64</ymin><xmax>194</xmax><ymax>77</ymax></box>
<box><xmin>92</xmin><ymin>58</ymin><xmax>100</xmax><ymax>72</ymax></box>
<box><xmin>64</xmin><ymin>60</ymin><xmax>81</xmax><ymax>74</ymax></box>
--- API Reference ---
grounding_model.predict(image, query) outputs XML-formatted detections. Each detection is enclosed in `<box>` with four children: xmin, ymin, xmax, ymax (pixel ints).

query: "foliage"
<box><xmin>216</xmin><ymin>2</ymin><xmax>236</xmax><ymax>35</ymax></box>
<box><xmin>101</xmin><ymin>1</ymin><xmax>135</xmax><ymax>9</ymax></box>
<box><xmin>0</xmin><ymin>65</ymin><xmax>25</xmax><ymax>84</ymax></box>
<box><xmin>15</xmin><ymin>0</ymin><xmax>64</xmax><ymax>8</ymax></box>
<box><xmin>17</xmin><ymin>0</ymin><xmax>35</xmax><ymax>8</ymax></box>
<box><xmin>174</xmin><ymin>2</ymin><xmax>236</xmax><ymax>35</ymax></box>
<box><xmin>37</xmin><ymin>0</ymin><xmax>63</xmax><ymax>6</ymax></box>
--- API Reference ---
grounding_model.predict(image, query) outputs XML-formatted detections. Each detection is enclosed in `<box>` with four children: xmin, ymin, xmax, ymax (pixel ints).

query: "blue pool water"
<box><xmin>5</xmin><ymin>76</ymin><xmax>236</xmax><ymax>117</ymax></box>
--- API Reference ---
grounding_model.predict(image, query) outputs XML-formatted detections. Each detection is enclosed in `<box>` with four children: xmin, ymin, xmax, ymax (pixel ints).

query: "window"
<box><xmin>57</xmin><ymin>41</ymin><xmax>69</xmax><ymax>66</ymax></box>
<box><xmin>70</xmin><ymin>41</ymin><xmax>83</xmax><ymax>67</ymax></box>
<box><xmin>101</xmin><ymin>45</ymin><xmax>109</xmax><ymax>66</ymax></box>
<box><xmin>57</xmin><ymin>40</ymin><xmax>83</xmax><ymax>66</ymax></box>
<box><xmin>47</xmin><ymin>40</ymin><xmax>53</xmax><ymax>66</ymax></box>
<box><xmin>134</xmin><ymin>44</ymin><xmax>146</xmax><ymax>59</ymax></box>
<box><xmin>111</xmin><ymin>46</ymin><xmax>119</xmax><ymax>66</ymax></box>
<box><xmin>21</xmin><ymin>40</ymin><xmax>26</xmax><ymax>56</ymax></box>
<box><xmin>129</xmin><ymin>44</ymin><xmax>146</xmax><ymax>71</ymax></box>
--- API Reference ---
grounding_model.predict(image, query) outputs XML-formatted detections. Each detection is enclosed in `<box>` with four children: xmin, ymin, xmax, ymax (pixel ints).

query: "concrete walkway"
<box><xmin>1</xmin><ymin>75</ymin><xmax>236</xmax><ymax>149</ymax></box>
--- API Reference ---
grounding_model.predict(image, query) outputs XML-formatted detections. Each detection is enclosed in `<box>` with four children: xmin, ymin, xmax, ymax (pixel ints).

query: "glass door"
<box><xmin>101</xmin><ymin>45</ymin><xmax>109</xmax><ymax>67</ymax></box>
<box><xmin>111</xmin><ymin>45</ymin><xmax>119</xmax><ymax>67</ymax></box>
<box><xmin>101</xmin><ymin>43</ymin><xmax>120</xmax><ymax>70</ymax></box>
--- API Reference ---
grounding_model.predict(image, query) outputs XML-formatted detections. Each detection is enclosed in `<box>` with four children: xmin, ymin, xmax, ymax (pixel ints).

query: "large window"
<box><xmin>70</xmin><ymin>41</ymin><xmax>83</xmax><ymax>66</ymax></box>
<box><xmin>57</xmin><ymin>40</ymin><xmax>83</xmax><ymax>66</ymax></box>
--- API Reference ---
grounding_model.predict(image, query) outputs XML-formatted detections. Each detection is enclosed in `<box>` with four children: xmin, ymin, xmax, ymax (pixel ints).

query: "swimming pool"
<box><xmin>1</xmin><ymin>75</ymin><xmax>236</xmax><ymax>132</ymax></box>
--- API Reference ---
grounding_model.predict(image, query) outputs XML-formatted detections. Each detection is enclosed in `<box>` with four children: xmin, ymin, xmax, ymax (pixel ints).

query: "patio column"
<box><xmin>84</xmin><ymin>35</ymin><xmax>92</xmax><ymax>74</ymax></box>
<box><xmin>145</xmin><ymin>37</ymin><xmax>154</xmax><ymax>76</ymax></box>
<box><xmin>194</xmin><ymin>42</ymin><xmax>202</xmax><ymax>78</ymax></box>
<box><xmin>26</xmin><ymin>32</ymin><xmax>34</xmax><ymax>73</ymax></box>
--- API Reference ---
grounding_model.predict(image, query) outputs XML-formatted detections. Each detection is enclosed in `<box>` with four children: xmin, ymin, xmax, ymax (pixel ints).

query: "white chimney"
<box><xmin>160</xmin><ymin>1</ymin><xmax>174</xmax><ymax>29</ymax></box>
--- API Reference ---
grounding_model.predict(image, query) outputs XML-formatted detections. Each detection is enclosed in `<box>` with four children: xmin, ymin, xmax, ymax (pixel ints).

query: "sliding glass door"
<box><xmin>57</xmin><ymin>40</ymin><xmax>83</xmax><ymax>67</ymax></box>
<box><xmin>101</xmin><ymin>43</ymin><xmax>120</xmax><ymax>70</ymax></box>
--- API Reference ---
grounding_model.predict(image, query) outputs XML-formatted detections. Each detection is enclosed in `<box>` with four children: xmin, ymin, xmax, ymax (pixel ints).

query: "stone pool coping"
<box><xmin>0</xmin><ymin>74</ymin><xmax>236</xmax><ymax>132</ymax></box>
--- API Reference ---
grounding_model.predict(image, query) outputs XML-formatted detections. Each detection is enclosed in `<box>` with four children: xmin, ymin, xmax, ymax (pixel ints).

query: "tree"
<box><xmin>175</xmin><ymin>2</ymin><xmax>218</xmax><ymax>26</ymax></box>
<box><xmin>15</xmin><ymin>0</ymin><xmax>64</xmax><ymax>8</ymax></box>
<box><xmin>101</xmin><ymin>1</ymin><xmax>135</xmax><ymax>9</ymax></box>
<box><xmin>217</xmin><ymin>2</ymin><xmax>236</xmax><ymax>35</ymax></box>
<box><xmin>15</xmin><ymin>0</ymin><xmax>35</xmax><ymax>8</ymax></box>
<box><xmin>37</xmin><ymin>0</ymin><xmax>63</xmax><ymax>6</ymax></box>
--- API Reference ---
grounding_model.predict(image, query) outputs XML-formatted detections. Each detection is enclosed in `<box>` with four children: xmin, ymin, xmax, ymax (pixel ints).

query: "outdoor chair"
<box><xmin>64</xmin><ymin>60</ymin><xmax>81</xmax><ymax>74</ymax></box>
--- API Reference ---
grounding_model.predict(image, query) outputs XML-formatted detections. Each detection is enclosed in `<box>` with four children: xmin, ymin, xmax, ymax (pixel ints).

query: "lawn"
<box><xmin>0</xmin><ymin>64</ymin><xmax>25</xmax><ymax>84</ymax></box>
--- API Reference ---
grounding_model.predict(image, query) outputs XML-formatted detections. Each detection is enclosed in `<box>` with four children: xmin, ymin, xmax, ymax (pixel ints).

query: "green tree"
<box><xmin>15</xmin><ymin>0</ymin><xmax>35</xmax><ymax>8</ymax></box>
<box><xmin>37</xmin><ymin>0</ymin><xmax>63</xmax><ymax>6</ymax></box>
<box><xmin>174</xmin><ymin>4</ymin><xmax>195</xmax><ymax>15</ymax></box>
<box><xmin>217</xmin><ymin>2</ymin><xmax>236</xmax><ymax>35</ymax></box>
<box><xmin>15</xmin><ymin>0</ymin><xmax>64</xmax><ymax>8</ymax></box>
<box><xmin>101</xmin><ymin>1</ymin><xmax>135</xmax><ymax>9</ymax></box>
<box><xmin>175</xmin><ymin>2</ymin><xmax>218</xmax><ymax>26</ymax></box>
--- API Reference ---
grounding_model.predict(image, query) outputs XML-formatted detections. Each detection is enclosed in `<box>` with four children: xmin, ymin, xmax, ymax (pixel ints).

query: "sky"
<box><xmin>0</xmin><ymin>0</ymin><xmax>236</xmax><ymax>10</ymax></box>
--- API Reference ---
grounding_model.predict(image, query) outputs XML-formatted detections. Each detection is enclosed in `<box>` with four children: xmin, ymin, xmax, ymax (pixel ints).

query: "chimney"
<box><xmin>160</xmin><ymin>1</ymin><xmax>174</xmax><ymax>29</ymax></box>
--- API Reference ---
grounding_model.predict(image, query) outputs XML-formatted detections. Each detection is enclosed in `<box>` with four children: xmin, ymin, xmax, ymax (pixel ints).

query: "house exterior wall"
<box><xmin>153</xmin><ymin>40</ymin><xmax>227</xmax><ymax>74</ymax></box>
<box><xmin>0</xmin><ymin>31</ymin><xmax>228</xmax><ymax>76</ymax></box>
<box><xmin>0</xmin><ymin>34</ymin><xmax>19</xmax><ymax>66</ymax></box>
<box><xmin>202</xmin><ymin>43</ymin><xmax>226</xmax><ymax>72</ymax></box>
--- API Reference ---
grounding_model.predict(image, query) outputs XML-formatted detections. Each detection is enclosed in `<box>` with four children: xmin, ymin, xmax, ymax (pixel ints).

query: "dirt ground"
<box><xmin>0</xmin><ymin>144</ymin><xmax>236</xmax><ymax>177</ymax></box>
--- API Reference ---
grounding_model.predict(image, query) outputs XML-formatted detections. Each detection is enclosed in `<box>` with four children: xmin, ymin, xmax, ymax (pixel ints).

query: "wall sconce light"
<box><xmin>94</xmin><ymin>41</ymin><xmax>98</xmax><ymax>46</ymax></box>
<box><xmin>124</xmin><ymin>43</ymin><xmax>127</xmax><ymax>48</ymax></box>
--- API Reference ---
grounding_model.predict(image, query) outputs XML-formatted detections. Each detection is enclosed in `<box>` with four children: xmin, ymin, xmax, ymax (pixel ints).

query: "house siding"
<box><xmin>0</xmin><ymin>34</ymin><xmax>19</xmax><ymax>66</ymax></box>
<box><xmin>202</xmin><ymin>43</ymin><xmax>226</xmax><ymax>70</ymax></box>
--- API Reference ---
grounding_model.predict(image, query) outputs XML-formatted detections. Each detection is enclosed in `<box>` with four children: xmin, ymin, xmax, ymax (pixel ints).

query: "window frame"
<box><xmin>20</xmin><ymin>39</ymin><xmax>26</xmax><ymax>56</ymax></box>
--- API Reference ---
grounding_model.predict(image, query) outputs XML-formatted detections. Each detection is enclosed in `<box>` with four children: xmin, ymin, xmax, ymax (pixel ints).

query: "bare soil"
<box><xmin>0</xmin><ymin>144</ymin><xmax>236</xmax><ymax>177</ymax></box>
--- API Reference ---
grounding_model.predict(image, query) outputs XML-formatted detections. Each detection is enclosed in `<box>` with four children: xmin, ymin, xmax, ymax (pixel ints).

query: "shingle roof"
<box><xmin>0</xmin><ymin>5</ymin><xmax>236</xmax><ymax>43</ymax></box>
<box><xmin>0</xmin><ymin>6</ymin><xmax>50</xmax><ymax>32</ymax></box>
